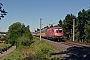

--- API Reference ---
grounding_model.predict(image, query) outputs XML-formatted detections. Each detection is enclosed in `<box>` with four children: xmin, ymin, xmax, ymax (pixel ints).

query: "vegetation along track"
<box><xmin>35</xmin><ymin>37</ymin><xmax>90</xmax><ymax>59</ymax></box>
<box><xmin>36</xmin><ymin>36</ymin><xmax>90</xmax><ymax>48</ymax></box>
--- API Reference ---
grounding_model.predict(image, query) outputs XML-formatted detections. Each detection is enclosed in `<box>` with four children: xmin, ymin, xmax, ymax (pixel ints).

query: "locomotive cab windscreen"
<box><xmin>55</xmin><ymin>29</ymin><xmax>62</xmax><ymax>33</ymax></box>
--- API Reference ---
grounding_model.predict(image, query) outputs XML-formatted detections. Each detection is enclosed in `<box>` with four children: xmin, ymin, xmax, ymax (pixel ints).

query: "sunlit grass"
<box><xmin>0</xmin><ymin>50</ymin><xmax>21</xmax><ymax>60</ymax></box>
<box><xmin>0</xmin><ymin>37</ymin><xmax>57</xmax><ymax>60</ymax></box>
<box><xmin>0</xmin><ymin>43</ymin><xmax>11</xmax><ymax>49</ymax></box>
<box><xmin>30</xmin><ymin>37</ymin><xmax>55</xmax><ymax>54</ymax></box>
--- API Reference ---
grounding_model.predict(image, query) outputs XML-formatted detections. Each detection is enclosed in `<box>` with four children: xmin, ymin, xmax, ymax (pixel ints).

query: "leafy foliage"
<box><xmin>58</xmin><ymin>9</ymin><xmax>90</xmax><ymax>43</ymax></box>
<box><xmin>77</xmin><ymin>9</ymin><xmax>88</xmax><ymax>42</ymax></box>
<box><xmin>84</xmin><ymin>9</ymin><xmax>90</xmax><ymax>42</ymax></box>
<box><xmin>41</xmin><ymin>47</ymin><xmax>49</xmax><ymax>54</ymax></box>
<box><xmin>6</xmin><ymin>22</ymin><xmax>33</xmax><ymax>46</ymax></box>
<box><xmin>35</xmin><ymin>46</ymin><xmax>51</xmax><ymax>59</ymax></box>
<box><xmin>36</xmin><ymin>50</ymin><xmax>46</xmax><ymax>58</ymax></box>
<box><xmin>58</xmin><ymin>19</ymin><xmax>63</xmax><ymax>27</ymax></box>
<box><xmin>62</xmin><ymin>14</ymin><xmax>76</xmax><ymax>40</ymax></box>
<box><xmin>0</xmin><ymin>3</ymin><xmax>7</xmax><ymax>20</ymax></box>
<box><xmin>16</xmin><ymin>35</ymin><xmax>33</xmax><ymax>47</ymax></box>
<box><xmin>50</xmin><ymin>24</ymin><xmax>53</xmax><ymax>28</ymax></box>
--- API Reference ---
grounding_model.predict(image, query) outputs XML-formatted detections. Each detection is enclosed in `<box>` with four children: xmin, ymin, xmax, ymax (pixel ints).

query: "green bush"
<box><xmin>41</xmin><ymin>47</ymin><xmax>49</xmax><ymax>54</ymax></box>
<box><xmin>35</xmin><ymin>47</ymin><xmax>50</xmax><ymax>59</ymax></box>
<box><xmin>36</xmin><ymin>50</ymin><xmax>45</xmax><ymax>58</ymax></box>
<box><xmin>16</xmin><ymin>35</ymin><xmax>33</xmax><ymax>47</ymax></box>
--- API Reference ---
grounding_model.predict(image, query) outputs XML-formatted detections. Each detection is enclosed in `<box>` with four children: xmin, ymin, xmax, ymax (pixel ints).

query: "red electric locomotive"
<box><xmin>46</xmin><ymin>26</ymin><xmax>64</xmax><ymax>41</ymax></box>
<box><xmin>34</xmin><ymin>26</ymin><xmax>64</xmax><ymax>41</ymax></box>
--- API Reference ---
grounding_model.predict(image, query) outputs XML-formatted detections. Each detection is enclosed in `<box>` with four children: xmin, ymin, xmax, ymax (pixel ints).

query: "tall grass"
<box><xmin>0</xmin><ymin>43</ymin><xmax>11</xmax><ymax>49</ymax></box>
<box><xmin>0</xmin><ymin>43</ymin><xmax>11</xmax><ymax>53</ymax></box>
<box><xmin>0</xmin><ymin>50</ymin><xmax>21</xmax><ymax>60</ymax></box>
<box><xmin>0</xmin><ymin>37</ymin><xmax>59</xmax><ymax>60</ymax></box>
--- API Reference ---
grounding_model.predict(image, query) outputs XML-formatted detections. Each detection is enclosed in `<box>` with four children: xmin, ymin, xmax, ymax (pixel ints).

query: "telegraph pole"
<box><xmin>40</xmin><ymin>18</ymin><xmax>42</xmax><ymax>41</ymax></box>
<box><xmin>73</xmin><ymin>19</ymin><xmax>75</xmax><ymax>41</ymax></box>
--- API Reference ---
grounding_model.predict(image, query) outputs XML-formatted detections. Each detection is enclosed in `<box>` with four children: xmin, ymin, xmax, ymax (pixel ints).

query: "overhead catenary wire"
<box><xmin>71</xmin><ymin>3</ymin><xmax>90</xmax><ymax>15</ymax></box>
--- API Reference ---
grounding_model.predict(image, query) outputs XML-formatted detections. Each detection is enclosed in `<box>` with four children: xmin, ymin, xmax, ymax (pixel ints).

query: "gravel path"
<box><xmin>0</xmin><ymin>46</ymin><xmax>16</xmax><ymax>58</ymax></box>
<box><xmin>41</xmin><ymin>38</ymin><xmax>90</xmax><ymax>60</ymax></box>
<box><xmin>42</xmin><ymin>39</ymin><xmax>70</xmax><ymax>51</ymax></box>
<box><xmin>41</xmin><ymin>38</ymin><xmax>71</xmax><ymax>58</ymax></box>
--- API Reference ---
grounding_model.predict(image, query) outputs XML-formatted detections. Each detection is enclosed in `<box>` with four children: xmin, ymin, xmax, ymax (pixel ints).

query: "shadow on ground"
<box><xmin>50</xmin><ymin>46</ymin><xmax>90</xmax><ymax>60</ymax></box>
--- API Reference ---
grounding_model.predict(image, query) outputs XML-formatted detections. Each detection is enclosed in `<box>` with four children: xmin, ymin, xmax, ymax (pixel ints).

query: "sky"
<box><xmin>0</xmin><ymin>0</ymin><xmax>90</xmax><ymax>32</ymax></box>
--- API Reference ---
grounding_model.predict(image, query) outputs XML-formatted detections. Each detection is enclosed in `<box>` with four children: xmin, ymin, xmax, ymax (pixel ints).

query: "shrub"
<box><xmin>35</xmin><ymin>47</ymin><xmax>50</xmax><ymax>59</ymax></box>
<box><xmin>36</xmin><ymin>50</ymin><xmax>46</xmax><ymax>59</ymax></box>
<box><xmin>41</xmin><ymin>47</ymin><xmax>49</xmax><ymax>54</ymax></box>
<box><xmin>16</xmin><ymin>35</ymin><xmax>33</xmax><ymax>47</ymax></box>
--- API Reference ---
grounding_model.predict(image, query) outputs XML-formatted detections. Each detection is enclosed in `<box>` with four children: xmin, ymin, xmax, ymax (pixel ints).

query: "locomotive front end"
<box><xmin>54</xmin><ymin>27</ymin><xmax>64</xmax><ymax>39</ymax></box>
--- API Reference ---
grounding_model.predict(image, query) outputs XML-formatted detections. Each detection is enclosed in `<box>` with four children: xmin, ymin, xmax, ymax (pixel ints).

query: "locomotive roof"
<box><xmin>36</xmin><ymin>26</ymin><xmax>62</xmax><ymax>33</ymax></box>
<box><xmin>47</xmin><ymin>26</ymin><xmax>62</xmax><ymax>29</ymax></box>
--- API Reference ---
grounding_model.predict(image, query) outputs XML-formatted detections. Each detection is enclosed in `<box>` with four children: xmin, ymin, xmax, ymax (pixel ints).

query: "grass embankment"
<box><xmin>17</xmin><ymin>37</ymin><xmax>56</xmax><ymax>59</ymax></box>
<box><xmin>0</xmin><ymin>50</ymin><xmax>21</xmax><ymax>60</ymax></box>
<box><xmin>0</xmin><ymin>37</ymin><xmax>58</xmax><ymax>60</ymax></box>
<box><xmin>0</xmin><ymin>43</ymin><xmax>11</xmax><ymax>49</ymax></box>
<box><xmin>0</xmin><ymin>43</ymin><xmax>11</xmax><ymax>53</ymax></box>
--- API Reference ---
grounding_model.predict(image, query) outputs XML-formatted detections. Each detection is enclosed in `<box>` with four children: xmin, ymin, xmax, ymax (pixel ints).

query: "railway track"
<box><xmin>60</xmin><ymin>40</ymin><xmax>90</xmax><ymax>47</ymax></box>
<box><xmin>35</xmin><ymin>36</ymin><xmax>90</xmax><ymax>59</ymax></box>
<box><xmin>35</xmin><ymin>36</ymin><xmax>90</xmax><ymax>47</ymax></box>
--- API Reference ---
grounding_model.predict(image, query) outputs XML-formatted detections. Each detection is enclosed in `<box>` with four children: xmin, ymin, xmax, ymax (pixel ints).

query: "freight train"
<box><xmin>33</xmin><ymin>26</ymin><xmax>64</xmax><ymax>41</ymax></box>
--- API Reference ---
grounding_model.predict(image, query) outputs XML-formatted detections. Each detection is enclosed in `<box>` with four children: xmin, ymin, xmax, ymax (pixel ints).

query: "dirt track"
<box><xmin>0</xmin><ymin>46</ymin><xmax>16</xmax><ymax>58</ymax></box>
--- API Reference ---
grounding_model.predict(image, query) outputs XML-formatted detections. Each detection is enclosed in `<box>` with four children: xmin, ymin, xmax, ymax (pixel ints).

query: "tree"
<box><xmin>43</xmin><ymin>25</ymin><xmax>49</xmax><ymax>29</ymax></box>
<box><xmin>6</xmin><ymin>22</ymin><xmax>33</xmax><ymax>46</ymax></box>
<box><xmin>37</xmin><ymin>28</ymin><xmax>40</xmax><ymax>31</ymax></box>
<box><xmin>6</xmin><ymin>22</ymin><xmax>22</xmax><ymax>45</ymax></box>
<box><xmin>23</xmin><ymin>25</ymin><xmax>33</xmax><ymax>40</ymax></box>
<box><xmin>63</xmin><ymin>14</ymin><xmax>76</xmax><ymax>40</ymax></box>
<box><xmin>84</xmin><ymin>9</ymin><xmax>90</xmax><ymax>43</ymax></box>
<box><xmin>84</xmin><ymin>20</ymin><xmax>90</xmax><ymax>43</ymax></box>
<box><xmin>0</xmin><ymin>3</ymin><xmax>7</xmax><ymax>20</ymax></box>
<box><xmin>58</xmin><ymin>19</ymin><xmax>63</xmax><ymax>27</ymax></box>
<box><xmin>76</xmin><ymin>9</ymin><xmax>88</xmax><ymax>42</ymax></box>
<box><xmin>50</xmin><ymin>24</ymin><xmax>53</xmax><ymax>28</ymax></box>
